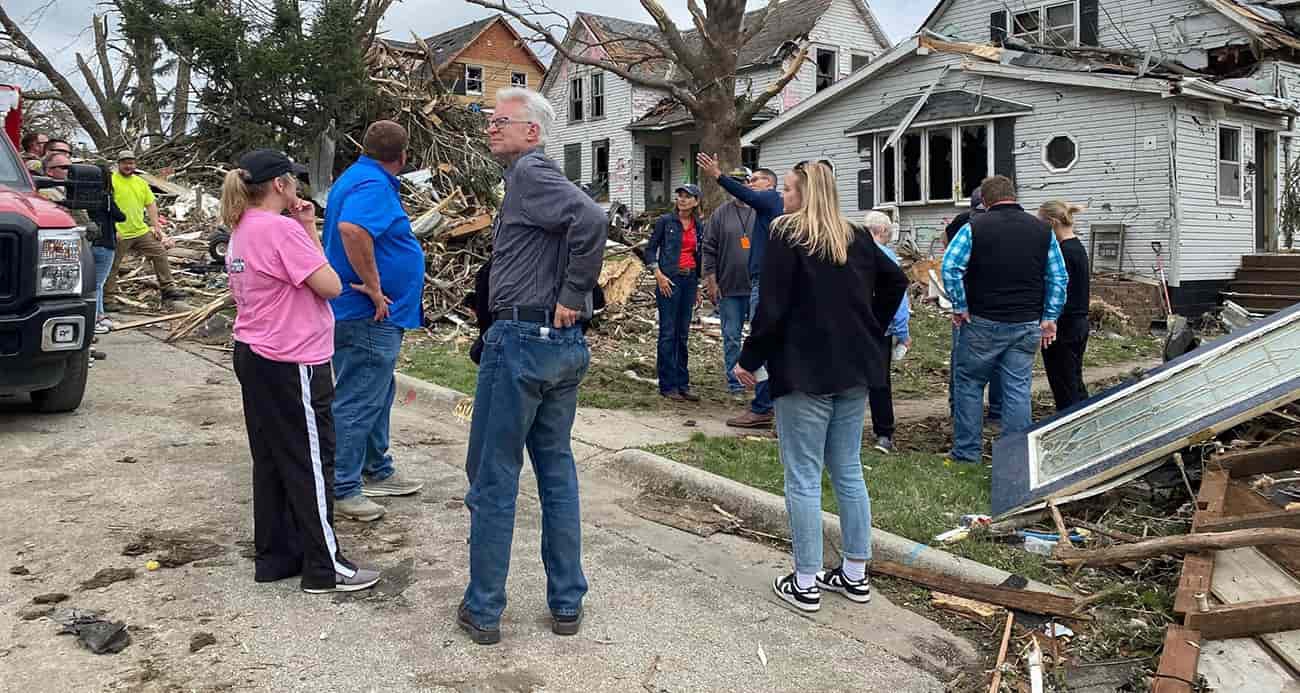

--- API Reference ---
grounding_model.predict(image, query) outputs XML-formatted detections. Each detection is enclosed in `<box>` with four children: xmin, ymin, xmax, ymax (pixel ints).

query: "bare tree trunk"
<box><xmin>130</xmin><ymin>32</ymin><xmax>165</xmax><ymax>147</ymax></box>
<box><xmin>694</xmin><ymin>95</ymin><xmax>741</xmax><ymax>214</ymax></box>
<box><xmin>171</xmin><ymin>54</ymin><xmax>192</xmax><ymax>139</ymax></box>
<box><xmin>75</xmin><ymin>15</ymin><xmax>128</xmax><ymax>147</ymax></box>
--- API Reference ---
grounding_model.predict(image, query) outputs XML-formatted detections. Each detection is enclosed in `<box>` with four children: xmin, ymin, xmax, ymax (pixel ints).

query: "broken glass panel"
<box><xmin>879</xmin><ymin>139</ymin><xmax>896</xmax><ymax>203</ymax></box>
<box><xmin>960</xmin><ymin>125</ymin><xmax>988</xmax><ymax>198</ymax></box>
<box><xmin>1044</xmin><ymin>3</ymin><xmax>1075</xmax><ymax>46</ymax></box>
<box><xmin>928</xmin><ymin>129</ymin><xmax>954</xmax><ymax>201</ymax></box>
<box><xmin>1012</xmin><ymin>10</ymin><xmax>1040</xmax><ymax>41</ymax></box>
<box><xmin>902</xmin><ymin>133</ymin><xmax>923</xmax><ymax>202</ymax></box>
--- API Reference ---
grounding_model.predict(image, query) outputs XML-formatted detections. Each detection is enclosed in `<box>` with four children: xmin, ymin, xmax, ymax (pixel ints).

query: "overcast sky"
<box><xmin>4</xmin><ymin>0</ymin><xmax>932</xmax><ymax>134</ymax></box>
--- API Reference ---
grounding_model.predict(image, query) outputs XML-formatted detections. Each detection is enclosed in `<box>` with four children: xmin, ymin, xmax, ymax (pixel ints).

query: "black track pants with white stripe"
<box><xmin>234</xmin><ymin>342</ymin><xmax>357</xmax><ymax>591</ymax></box>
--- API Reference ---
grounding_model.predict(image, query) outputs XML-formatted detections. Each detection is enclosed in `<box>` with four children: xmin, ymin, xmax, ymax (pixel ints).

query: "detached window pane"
<box><xmin>902</xmin><ymin>133</ymin><xmax>923</xmax><ymax>202</ymax></box>
<box><xmin>879</xmin><ymin>138</ymin><xmax>896</xmax><ymax>203</ymax></box>
<box><xmin>928</xmin><ymin>129</ymin><xmax>954</xmax><ymax>200</ymax></box>
<box><xmin>960</xmin><ymin>125</ymin><xmax>989</xmax><ymax>198</ymax></box>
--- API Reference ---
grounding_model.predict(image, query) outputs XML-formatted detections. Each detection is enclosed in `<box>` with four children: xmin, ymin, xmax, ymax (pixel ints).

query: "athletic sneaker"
<box><xmin>553</xmin><ymin>607</ymin><xmax>583</xmax><ymax>636</ymax></box>
<box><xmin>362</xmin><ymin>472</ymin><xmax>425</xmax><ymax>497</ymax></box>
<box><xmin>336</xmin><ymin>494</ymin><xmax>386</xmax><ymax>521</ymax></box>
<box><xmin>873</xmin><ymin>436</ymin><xmax>894</xmax><ymax>454</ymax></box>
<box><xmin>772</xmin><ymin>573</ymin><xmax>820</xmax><ymax>612</ymax></box>
<box><xmin>94</xmin><ymin>321</ymin><xmax>111</xmax><ymax>335</ymax></box>
<box><xmin>816</xmin><ymin>566</ymin><xmax>872</xmax><ymax>603</ymax></box>
<box><xmin>302</xmin><ymin>567</ymin><xmax>382</xmax><ymax>594</ymax></box>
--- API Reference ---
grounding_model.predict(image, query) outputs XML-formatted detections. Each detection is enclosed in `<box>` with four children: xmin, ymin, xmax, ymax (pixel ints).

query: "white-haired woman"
<box><xmin>861</xmin><ymin>211</ymin><xmax>912</xmax><ymax>454</ymax></box>
<box><xmin>734</xmin><ymin>161</ymin><xmax>909</xmax><ymax>613</ymax></box>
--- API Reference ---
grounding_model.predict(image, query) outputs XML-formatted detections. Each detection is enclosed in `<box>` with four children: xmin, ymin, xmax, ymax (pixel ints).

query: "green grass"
<box><xmin>647</xmin><ymin>433</ymin><xmax>1056</xmax><ymax>582</ymax></box>
<box><xmin>399</xmin><ymin>334</ymin><xmax>479</xmax><ymax>396</ymax></box>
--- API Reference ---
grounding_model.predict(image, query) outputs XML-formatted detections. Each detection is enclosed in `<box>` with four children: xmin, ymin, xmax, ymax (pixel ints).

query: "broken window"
<box><xmin>1044</xmin><ymin>134</ymin><xmax>1078</xmax><ymax>172</ymax></box>
<box><xmin>879</xmin><ymin>142</ymin><xmax>896</xmax><ymax>204</ymax></box>
<box><xmin>511</xmin><ymin>72</ymin><xmax>528</xmax><ymax>88</ymax></box>
<box><xmin>902</xmin><ymin>133</ymin><xmax>923</xmax><ymax>202</ymax></box>
<box><xmin>564</xmin><ymin>143</ymin><xmax>582</xmax><ymax>182</ymax></box>
<box><xmin>592</xmin><ymin>139</ymin><xmax>610</xmax><ymax>202</ymax></box>
<box><xmin>465</xmin><ymin>65</ymin><xmax>484</xmax><ymax>95</ymax></box>
<box><xmin>960</xmin><ymin>125</ymin><xmax>989</xmax><ymax>198</ymax></box>
<box><xmin>1044</xmin><ymin>3</ymin><xmax>1076</xmax><ymax>46</ymax></box>
<box><xmin>590</xmin><ymin>73</ymin><xmax>605</xmax><ymax>119</ymax></box>
<box><xmin>1008</xmin><ymin>1</ymin><xmax>1076</xmax><ymax>46</ymax></box>
<box><xmin>1219</xmin><ymin>124</ymin><xmax>1243</xmax><ymax>202</ymax></box>
<box><xmin>928</xmin><ymin>129</ymin><xmax>954</xmax><ymax>201</ymax></box>
<box><xmin>816</xmin><ymin>49</ymin><xmax>837</xmax><ymax>92</ymax></box>
<box><xmin>569</xmin><ymin>77</ymin><xmax>584</xmax><ymax>122</ymax></box>
<box><xmin>1012</xmin><ymin>10</ymin><xmax>1040</xmax><ymax>42</ymax></box>
<box><xmin>742</xmin><ymin>146</ymin><xmax>760</xmax><ymax>172</ymax></box>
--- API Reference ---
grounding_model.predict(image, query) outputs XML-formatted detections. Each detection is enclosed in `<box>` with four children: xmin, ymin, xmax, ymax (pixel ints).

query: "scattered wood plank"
<box><xmin>1196</xmin><ymin>508</ymin><xmax>1300</xmax><ymax>533</ymax></box>
<box><xmin>1185</xmin><ymin>594</ymin><xmax>1300</xmax><ymax>640</ymax></box>
<box><xmin>1055</xmin><ymin>528</ymin><xmax>1300</xmax><ymax>567</ymax></box>
<box><xmin>440</xmin><ymin>213</ymin><xmax>492</xmax><ymax>240</ymax></box>
<box><xmin>1192</xmin><ymin>470</ymin><xmax>1230</xmax><ymax>532</ymax></box>
<box><xmin>1068</xmin><ymin>519</ymin><xmax>1142</xmax><ymax>544</ymax></box>
<box><xmin>871</xmin><ymin>561</ymin><xmax>1084</xmax><ymax>619</ymax></box>
<box><xmin>1151</xmin><ymin>625</ymin><xmax>1201</xmax><ymax>693</ymax></box>
<box><xmin>1172</xmin><ymin>553</ymin><xmax>1214</xmax><ymax>617</ymax></box>
<box><xmin>931</xmin><ymin>592</ymin><xmax>1001</xmax><ymax>620</ymax></box>
<box><xmin>1209</xmin><ymin>547</ymin><xmax>1300</xmax><ymax>671</ymax></box>
<box><xmin>988</xmin><ymin>613</ymin><xmax>1014</xmax><ymax>693</ymax></box>
<box><xmin>112</xmin><ymin>312</ymin><xmax>193</xmax><ymax>331</ymax></box>
<box><xmin>1216</xmin><ymin>444</ymin><xmax>1300</xmax><ymax>478</ymax></box>
<box><xmin>166</xmin><ymin>293</ymin><xmax>233</xmax><ymax>343</ymax></box>
<box><xmin>1223</xmin><ymin>481</ymin><xmax>1300</xmax><ymax>575</ymax></box>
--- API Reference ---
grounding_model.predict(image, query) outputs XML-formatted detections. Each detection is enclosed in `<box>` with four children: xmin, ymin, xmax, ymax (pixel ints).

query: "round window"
<box><xmin>1044</xmin><ymin>135</ymin><xmax>1078</xmax><ymax>172</ymax></box>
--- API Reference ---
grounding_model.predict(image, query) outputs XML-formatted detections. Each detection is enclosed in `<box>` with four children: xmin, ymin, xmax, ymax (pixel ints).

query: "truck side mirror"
<box><xmin>32</xmin><ymin>175</ymin><xmax>63</xmax><ymax>190</ymax></box>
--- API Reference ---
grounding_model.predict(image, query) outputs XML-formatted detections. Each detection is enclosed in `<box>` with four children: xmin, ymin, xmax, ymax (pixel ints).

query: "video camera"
<box><xmin>34</xmin><ymin>163</ymin><xmax>110</xmax><ymax>211</ymax></box>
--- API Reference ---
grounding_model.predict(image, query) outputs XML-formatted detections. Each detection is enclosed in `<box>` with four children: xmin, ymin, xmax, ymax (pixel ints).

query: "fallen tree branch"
<box><xmin>1053</xmin><ymin>528</ymin><xmax>1300</xmax><ymax>567</ymax></box>
<box><xmin>872</xmin><ymin>560</ymin><xmax>1084</xmax><ymax>619</ymax></box>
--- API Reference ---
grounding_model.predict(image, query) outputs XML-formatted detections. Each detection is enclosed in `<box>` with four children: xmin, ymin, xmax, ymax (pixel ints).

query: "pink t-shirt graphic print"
<box><xmin>228</xmin><ymin>209</ymin><xmax>334</xmax><ymax>365</ymax></box>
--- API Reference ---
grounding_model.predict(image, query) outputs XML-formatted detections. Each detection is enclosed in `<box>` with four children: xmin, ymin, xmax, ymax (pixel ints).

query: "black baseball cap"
<box><xmin>238</xmin><ymin>149</ymin><xmax>308</xmax><ymax>184</ymax></box>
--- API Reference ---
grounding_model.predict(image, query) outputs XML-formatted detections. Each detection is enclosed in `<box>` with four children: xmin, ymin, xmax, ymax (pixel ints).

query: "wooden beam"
<box><xmin>988</xmin><ymin>612</ymin><xmax>1014</xmax><ymax>693</ymax></box>
<box><xmin>1224</xmin><ymin>481</ymin><xmax>1300</xmax><ymax>575</ymax></box>
<box><xmin>1173</xmin><ymin>553</ymin><xmax>1215</xmax><ymax>617</ymax></box>
<box><xmin>1185</xmin><ymin>595</ymin><xmax>1300</xmax><ymax>640</ymax></box>
<box><xmin>1216</xmin><ymin>444</ymin><xmax>1300</xmax><ymax>478</ymax></box>
<box><xmin>1197</xmin><ymin>508</ymin><xmax>1300</xmax><ymax>533</ymax></box>
<box><xmin>871</xmin><ymin>560</ymin><xmax>1084</xmax><ymax>619</ymax></box>
<box><xmin>1054</xmin><ymin>528</ymin><xmax>1300</xmax><ymax>567</ymax></box>
<box><xmin>1192</xmin><ymin>470</ymin><xmax>1230</xmax><ymax>532</ymax></box>
<box><xmin>112</xmin><ymin>312</ymin><xmax>193</xmax><ymax>331</ymax></box>
<box><xmin>1151</xmin><ymin>625</ymin><xmax>1201</xmax><ymax>693</ymax></box>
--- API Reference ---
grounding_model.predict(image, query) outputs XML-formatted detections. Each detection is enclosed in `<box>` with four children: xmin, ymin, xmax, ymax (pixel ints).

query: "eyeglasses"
<box><xmin>486</xmin><ymin>117</ymin><xmax>534</xmax><ymax>131</ymax></box>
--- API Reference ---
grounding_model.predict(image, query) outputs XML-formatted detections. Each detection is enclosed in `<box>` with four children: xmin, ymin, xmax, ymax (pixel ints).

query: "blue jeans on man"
<box><xmin>655</xmin><ymin>271</ymin><xmax>698</xmax><ymax>395</ymax></box>
<box><xmin>718</xmin><ymin>295</ymin><xmax>749</xmax><ymax>393</ymax></box>
<box><xmin>773</xmin><ymin>387</ymin><xmax>873</xmax><ymax>575</ymax></box>
<box><xmin>332</xmin><ymin>318</ymin><xmax>404</xmax><ymax>499</ymax></box>
<box><xmin>951</xmin><ymin>316</ymin><xmax>1040</xmax><ymax>462</ymax></box>
<box><xmin>950</xmin><ymin>325</ymin><xmax>1003</xmax><ymax>421</ymax></box>
<box><xmin>462</xmin><ymin>320</ymin><xmax>590</xmax><ymax>628</ymax></box>
<box><xmin>749</xmin><ymin>278</ymin><xmax>773</xmax><ymax>415</ymax></box>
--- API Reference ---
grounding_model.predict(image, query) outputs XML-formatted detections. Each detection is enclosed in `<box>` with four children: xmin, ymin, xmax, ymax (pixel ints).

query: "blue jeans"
<box><xmin>463</xmin><ymin>320</ymin><xmax>590</xmax><ymax>628</ymax></box>
<box><xmin>749</xmin><ymin>278</ymin><xmax>773</xmax><ymax>415</ymax></box>
<box><xmin>774</xmin><ymin>387</ymin><xmax>873</xmax><ymax>574</ymax></box>
<box><xmin>92</xmin><ymin>247</ymin><xmax>115</xmax><ymax>319</ymax></box>
<box><xmin>331</xmin><ymin>318</ymin><xmax>404</xmax><ymax>499</ymax></box>
<box><xmin>655</xmin><ymin>272</ymin><xmax>697</xmax><ymax>394</ymax></box>
<box><xmin>718</xmin><ymin>295</ymin><xmax>749</xmax><ymax>392</ymax></box>
<box><xmin>951</xmin><ymin>316</ymin><xmax>1040</xmax><ymax>462</ymax></box>
<box><xmin>951</xmin><ymin>324</ymin><xmax>1003</xmax><ymax>421</ymax></box>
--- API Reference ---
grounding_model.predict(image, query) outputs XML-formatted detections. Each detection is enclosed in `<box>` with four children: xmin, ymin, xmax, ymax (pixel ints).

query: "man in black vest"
<box><xmin>941</xmin><ymin>176</ymin><xmax>1068</xmax><ymax>463</ymax></box>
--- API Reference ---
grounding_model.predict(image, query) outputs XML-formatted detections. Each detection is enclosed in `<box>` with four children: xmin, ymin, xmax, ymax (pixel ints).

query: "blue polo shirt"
<box><xmin>322</xmin><ymin>157</ymin><xmax>425</xmax><ymax>329</ymax></box>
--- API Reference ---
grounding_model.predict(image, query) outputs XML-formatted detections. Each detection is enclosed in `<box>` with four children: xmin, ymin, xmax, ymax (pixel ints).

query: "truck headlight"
<box><xmin>36</xmin><ymin>228</ymin><xmax>82</xmax><ymax>297</ymax></box>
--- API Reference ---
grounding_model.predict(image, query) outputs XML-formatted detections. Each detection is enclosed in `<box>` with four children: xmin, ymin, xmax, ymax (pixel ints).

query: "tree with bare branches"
<box><xmin>465</xmin><ymin>0</ymin><xmax>808</xmax><ymax>206</ymax></box>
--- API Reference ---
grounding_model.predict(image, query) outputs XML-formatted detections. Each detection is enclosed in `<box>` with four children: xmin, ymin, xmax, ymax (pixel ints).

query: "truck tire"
<box><xmin>30</xmin><ymin>348</ymin><xmax>90</xmax><ymax>413</ymax></box>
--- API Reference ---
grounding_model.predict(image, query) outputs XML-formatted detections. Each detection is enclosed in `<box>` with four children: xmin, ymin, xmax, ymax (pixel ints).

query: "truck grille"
<box><xmin>0</xmin><ymin>231</ymin><xmax>15</xmax><ymax>303</ymax></box>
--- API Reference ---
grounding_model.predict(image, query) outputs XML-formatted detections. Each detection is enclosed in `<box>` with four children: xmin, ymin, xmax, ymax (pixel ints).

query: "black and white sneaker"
<box><xmin>816</xmin><ymin>566</ymin><xmax>872</xmax><ymax>603</ymax></box>
<box><xmin>772</xmin><ymin>573</ymin><xmax>821</xmax><ymax>612</ymax></box>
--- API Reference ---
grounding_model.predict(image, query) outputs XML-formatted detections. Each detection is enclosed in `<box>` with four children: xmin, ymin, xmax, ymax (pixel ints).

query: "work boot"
<box><xmin>302</xmin><ymin>567</ymin><xmax>382</xmax><ymax>594</ymax></box>
<box><xmin>458</xmin><ymin>603</ymin><xmax>501</xmax><ymax>645</ymax></box>
<box><xmin>552</xmin><ymin>607</ymin><xmax>583</xmax><ymax>636</ymax></box>
<box><xmin>362</xmin><ymin>472</ymin><xmax>424</xmax><ymax>497</ymax></box>
<box><xmin>678</xmin><ymin>389</ymin><xmax>701</xmax><ymax>403</ymax></box>
<box><xmin>335</xmin><ymin>495</ymin><xmax>386</xmax><ymax>522</ymax></box>
<box><xmin>726</xmin><ymin>410</ymin><xmax>774</xmax><ymax>429</ymax></box>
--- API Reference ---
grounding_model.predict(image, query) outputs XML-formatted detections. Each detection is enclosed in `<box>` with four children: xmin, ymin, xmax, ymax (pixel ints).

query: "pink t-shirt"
<box><xmin>228</xmin><ymin>209</ymin><xmax>334</xmax><ymax>364</ymax></box>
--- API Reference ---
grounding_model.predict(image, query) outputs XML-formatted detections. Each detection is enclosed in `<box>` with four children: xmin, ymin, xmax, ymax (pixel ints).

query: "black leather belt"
<box><xmin>494</xmin><ymin>306</ymin><xmax>552</xmax><ymax>324</ymax></box>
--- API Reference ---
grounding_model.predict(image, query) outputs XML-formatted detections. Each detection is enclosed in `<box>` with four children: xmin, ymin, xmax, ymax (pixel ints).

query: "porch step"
<box><xmin>1221</xmin><ymin>291</ymin><xmax>1300</xmax><ymax>312</ymax></box>
<box><xmin>1227</xmin><ymin>280</ymin><xmax>1300</xmax><ymax>295</ymax></box>
<box><xmin>1240</xmin><ymin>254</ymin><xmax>1300</xmax><ymax>269</ymax></box>
<box><xmin>1235</xmin><ymin>267</ymin><xmax>1300</xmax><ymax>283</ymax></box>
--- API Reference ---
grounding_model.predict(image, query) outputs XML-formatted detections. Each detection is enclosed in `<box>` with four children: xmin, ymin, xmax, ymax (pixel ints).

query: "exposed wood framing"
<box><xmin>1197</xmin><ymin>508</ymin><xmax>1300</xmax><ymax>533</ymax></box>
<box><xmin>1216</xmin><ymin>444</ymin><xmax>1300</xmax><ymax>478</ymax></box>
<box><xmin>1173</xmin><ymin>553</ymin><xmax>1215</xmax><ymax>617</ymax></box>
<box><xmin>1185</xmin><ymin>595</ymin><xmax>1300</xmax><ymax>640</ymax></box>
<box><xmin>1192</xmin><ymin>470</ymin><xmax>1231</xmax><ymax>532</ymax></box>
<box><xmin>1224</xmin><ymin>482</ymin><xmax>1300</xmax><ymax>575</ymax></box>
<box><xmin>1151</xmin><ymin>625</ymin><xmax>1201</xmax><ymax>693</ymax></box>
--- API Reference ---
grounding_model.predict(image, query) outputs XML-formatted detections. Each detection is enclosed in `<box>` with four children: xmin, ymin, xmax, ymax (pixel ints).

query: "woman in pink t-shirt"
<box><xmin>220</xmin><ymin>149</ymin><xmax>380</xmax><ymax>595</ymax></box>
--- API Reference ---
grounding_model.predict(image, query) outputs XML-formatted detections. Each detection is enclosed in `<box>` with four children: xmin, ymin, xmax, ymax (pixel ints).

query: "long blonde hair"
<box><xmin>220</xmin><ymin>169</ymin><xmax>284</xmax><ymax>229</ymax></box>
<box><xmin>772</xmin><ymin>162</ymin><xmax>854</xmax><ymax>265</ymax></box>
<box><xmin>1038</xmin><ymin>200</ymin><xmax>1084</xmax><ymax>232</ymax></box>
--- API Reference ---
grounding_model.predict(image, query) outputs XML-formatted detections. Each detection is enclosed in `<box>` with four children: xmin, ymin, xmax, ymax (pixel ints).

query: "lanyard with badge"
<box><xmin>734</xmin><ymin>206</ymin><xmax>752</xmax><ymax>250</ymax></box>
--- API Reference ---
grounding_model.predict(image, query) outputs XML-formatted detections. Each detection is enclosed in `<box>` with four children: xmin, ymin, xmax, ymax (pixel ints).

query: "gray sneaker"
<box><xmin>362</xmin><ymin>472</ymin><xmax>424</xmax><ymax>498</ymax></box>
<box><xmin>873</xmin><ymin>436</ymin><xmax>894</xmax><ymax>454</ymax></box>
<box><xmin>302</xmin><ymin>567</ymin><xmax>382</xmax><ymax>594</ymax></box>
<box><xmin>336</xmin><ymin>495</ymin><xmax>386</xmax><ymax>522</ymax></box>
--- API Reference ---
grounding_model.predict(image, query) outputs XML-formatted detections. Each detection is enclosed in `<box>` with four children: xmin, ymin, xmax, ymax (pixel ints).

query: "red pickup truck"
<box><xmin>0</xmin><ymin>85</ymin><xmax>98</xmax><ymax>412</ymax></box>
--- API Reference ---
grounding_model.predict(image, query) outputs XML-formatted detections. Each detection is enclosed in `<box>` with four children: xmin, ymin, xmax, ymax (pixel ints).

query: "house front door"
<box><xmin>645</xmin><ymin>146</ymin><xmax>671</xmax><ymax>210</ymax></box>
<box><xmin>1256</xmin><ymin>129</ymin><xmax>1278</xmax><ymax>253</ymax></box>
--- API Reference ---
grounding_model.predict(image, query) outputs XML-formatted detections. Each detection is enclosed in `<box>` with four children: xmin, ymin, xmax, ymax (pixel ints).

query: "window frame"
<box><xmin>569</xmin><ymin>76</ymin><xmax>584</xmax><ymax>122</ymax></box>
<box><xmin>1218</xmin><ymin>122</ymin><xmax>1245</xmax><ymax>205</ymax></box>
<box><xmin>589</xmin><ymin>72</ymin><xmax>606</xmax><ymax>120</ymax></box>
<box><xmin>511</xmin><ymin>72</ymin><xmax>528</xmax><ymax>88</ymax></box>
<box><xmin>1006</xmin><ymin>1</ymin><xmax>1078</xmax><ymax>47</ymax></box>
<box><xmin>591</xmin><ymin>139</ymin><xmax>610</xmax><ymax>203</ymax></box>
<box><xmin>464</xmin><ymin>64</ymin><xmax>485</xmax><ymax>95</ymax></box>
<box><xmin>815</xmin><ymin>48</ymin><xmax>838</xmax><ymax>92</ymax></box>
<box><xmin>876</xmin><ymin>120</ymin><xmax>995</xmax><ymax>207</ymax></box>
<box><xmin>850</xmin><ymin>52</ymin><xmax>871</xmax><ymax>72</ymax></box>
<box><xmin>1042</xmin><ymin>133</ymin><xmax>1080</xmax><ymax>174</ymax></box>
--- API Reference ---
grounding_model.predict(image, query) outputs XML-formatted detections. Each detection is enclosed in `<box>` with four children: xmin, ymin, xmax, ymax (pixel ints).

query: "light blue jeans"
<box><xmin>331</xmin><ymin>318</ymin><xmax>404</xmax><ymax>499</ymax></box>
<box><xmin>774</xmin><ymin>387</ymin><xmax>873</xmax><ymax>575</ymax></box>
<box><xmin>951</xmin><ymin>316</ymin><xmax>1040</xmax><ymax>462</ymax></box>
<box><xmin>718</xmin><ymin>294</ymin><xmax>749</xmax><ymax>392</ymax></box>
<box><xmin>92</xmin><ymin>247</ymin><xmax>115</xmax><ymax>319</ymax></box>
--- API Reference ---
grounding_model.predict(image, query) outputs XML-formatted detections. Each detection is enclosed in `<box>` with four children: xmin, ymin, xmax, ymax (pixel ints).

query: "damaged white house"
<box><xmin>539</xmin><ymin>0</ymin><xmax>892</xmax><ymax>215</ymax></box>
<box><xmin>744</xmin><ymin>0</ymin><xmax>1300</xmax><ymax>315</ymax></box>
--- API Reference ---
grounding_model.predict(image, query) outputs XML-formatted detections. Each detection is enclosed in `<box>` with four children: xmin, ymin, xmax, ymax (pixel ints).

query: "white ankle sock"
<box><xmin>842</xmin><ymin>560</ymin><xmax>867</xmax><ymax>582</ymax></box>
<box><xmin>795</xmin><ymin>572</ymin><xmax>816</xmax><ymax>590</ymax></box>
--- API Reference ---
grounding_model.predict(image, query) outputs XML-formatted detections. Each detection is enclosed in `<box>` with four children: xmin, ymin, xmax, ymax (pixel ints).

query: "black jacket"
<box><xmin>738</xmin><ymin>223</ymin><xmax>909</xmax><ymax>399</ymax></box>
<box><xmin>645</xmin><ymin>212</ymin><xmax>703</xmax><ymax>276</ymax></box>
<box><xmin>90</xmin><ymin>195</ymin><xmax>126</xmax><ymax>250</ymax></box>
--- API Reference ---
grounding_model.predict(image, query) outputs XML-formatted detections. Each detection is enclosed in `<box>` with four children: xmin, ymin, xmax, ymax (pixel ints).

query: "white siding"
<box><xmin>808</xmin><ymin>0</ymin><xmax>891</xmax><ymax>65</ymax></box>
<box><xmin>754</xmin><ymin>51</ymin><xmax>1180</xmax><ymax>284</ymax></box>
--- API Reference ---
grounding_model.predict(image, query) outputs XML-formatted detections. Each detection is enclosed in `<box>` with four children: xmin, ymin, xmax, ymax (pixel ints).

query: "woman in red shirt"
<box><xmin>644</xmin><ymin>184</ymin><xmax>703</xmax><ymax>401</ymax></box>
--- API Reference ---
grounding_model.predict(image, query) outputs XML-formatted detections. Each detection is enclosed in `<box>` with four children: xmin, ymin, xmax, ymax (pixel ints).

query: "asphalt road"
<box><xmin>0</xmin><ymin>330</ymin><xmax>971</xmax><ymax>692</ymax></box>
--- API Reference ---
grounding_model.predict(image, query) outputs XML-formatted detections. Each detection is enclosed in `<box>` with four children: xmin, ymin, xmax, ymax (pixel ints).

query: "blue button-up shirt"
<box><xmin>322</xmin><ymin>157</ymin><xmax>426</xmax><ymax>329</ymax></box>
<box><xmin>941</xmin><ymin>221</ymin><xmax>1068</xmax><ymax>322</ymax></box>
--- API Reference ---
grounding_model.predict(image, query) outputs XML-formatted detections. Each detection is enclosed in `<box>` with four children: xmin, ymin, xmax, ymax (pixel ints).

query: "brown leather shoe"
<box><xmin>726</xmin><ymin>410</ymin><xmax>774</xmax><ymax>429</ymax></box>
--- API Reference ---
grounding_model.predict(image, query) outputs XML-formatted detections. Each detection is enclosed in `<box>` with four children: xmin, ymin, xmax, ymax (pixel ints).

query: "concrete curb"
<box><xmin>611</xmin><ymin>448</ymin><xmax>1070</xmax><ymax>596</ymax></box>
<box><xmin>394</xmin><ymin>371</ymin><xmax>466</xmax><ymax>410</ymax></box>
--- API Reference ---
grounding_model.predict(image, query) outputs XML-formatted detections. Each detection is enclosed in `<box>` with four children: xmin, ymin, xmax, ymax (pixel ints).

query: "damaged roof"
<box><xmin>844</xmin><ymin>90</ymin><xmax>1031</xmax><ymax>134</ymax></box>
<box><xmin>627</xmin><ymin>97</ymin><xmax>778</xmax><ymax>132</ymax></box>
<box><xmin>381</xmin><ymin>16</ymin><xmax>546</xmax><ymax>73</ymax></box>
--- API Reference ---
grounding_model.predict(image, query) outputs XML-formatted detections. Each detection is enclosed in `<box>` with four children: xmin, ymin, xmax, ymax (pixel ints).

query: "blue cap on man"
<box><xmin>674</xmin><ymin>184</ymin><xmax>702</xmax><ymax>198</ymax></box>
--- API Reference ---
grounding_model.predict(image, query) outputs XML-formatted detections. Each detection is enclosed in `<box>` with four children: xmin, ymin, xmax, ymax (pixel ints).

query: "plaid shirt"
<box><xmin>941</xmin><ymin>221</ymin><xmax>1068</xmax><ymax>322</ymax></box>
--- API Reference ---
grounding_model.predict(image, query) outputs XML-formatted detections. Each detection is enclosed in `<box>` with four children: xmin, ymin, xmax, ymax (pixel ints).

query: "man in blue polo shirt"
<box><xmin>323</xmin><ymin>120</ymin><xmax>427</xmax><ymax>522</ymax></box>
